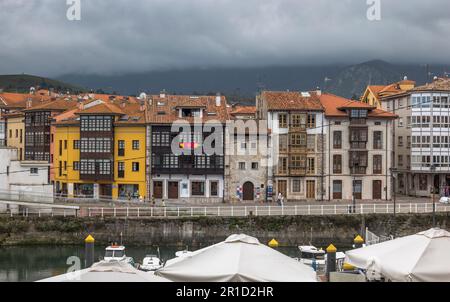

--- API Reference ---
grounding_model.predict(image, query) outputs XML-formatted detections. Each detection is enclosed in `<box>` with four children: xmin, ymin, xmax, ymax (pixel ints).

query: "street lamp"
<box><xmin>352</xmin><ymin>163</ymin><xmax>359</xmax><ymax>213</ymax></box>
<box><xmin>390</xmin><ymin>167</ymin><xmax>398</xmax><ymax>237</ymax></box>
<box><xmin>430</xmin><ymin>164</ymin><xmax>436</xmax><ymax>227</ymax></box>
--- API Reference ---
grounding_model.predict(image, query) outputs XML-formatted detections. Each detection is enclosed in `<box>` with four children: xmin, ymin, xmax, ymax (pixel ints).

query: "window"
<box><xmin>307</xmin><ymin>135</ymin><xmax>315</xmax><ymax>151</ymax></box>
<box><xmin>59</xmin><ymin>140</ymin><xmax>62</xmax><ymax>156</ymax></box>
<box><xmin>15</xmin><ymin>129</ymin><xmax>18</xmax><ymax>138</ymax></box>
<box><xmin>373</xmin><ymin>155</ymin><xmax>382</xmax><ymax>174</ymax></box>
<box><xmin>278</xmin><ymin>157</ymin><xmax>288</xmax><ymax>174</ymax></box>
<box><xmin>19</xmin><ymin>129</ymin><xmax>22</xmax><ymax>143</ymax></box>
<box><xmin>118</xmin><ymin>162</ymin><xmax>125</xmax><ymax>178</ymax></box>
<box><xmin>132</xmin><ymin>162</ymin><xmax>140</xmax><ymax>172</ymax></box>
<box><xmin>373</xmin><ymin>131</ymin><xmax>383</xmax><ymax>149</ymax></box>
<box><xmin>72</xmin><ymin>161</ymin><xmax>79</xmax><ymax>171</ymax></box>
<box><xmin>333</xmin><ymin>180</ymin><xmax>342</xmax><ymax>199</ymax></box>
<box><xmin>291</xmin><ymin>133</ymin><xmax>307</xmax><ymax>147</ymax></box>
<box><xmin>64</xmin><ymin>140</ymin><xmax>67</xmax><ymax>150</ymax></box>
<box><xmin>9</xmin><ymin>129</ymin><xmax>12</xmax><ymax>138</ymax></box>
<box><xmin>64</xmin><ymin>161</ymin><xmax>67</xmax><ymax>170</ymax></box>
<box><xmin>407</xmin><ymin>136</ymin><xmax>411</xmax><ymax>148</ymax></box>
<box><xmin>292</xmin><ymin>179</ymin><xmax>301</xmax><ymax>193</ymax></box>
<box><xmin>419</xmin><ymin>175</ymin><xmax>428</xmax><ymax>191</ymax></box>
<box><xmin>73</xmin><ymin>140</ymin><xmax>80</xmax><ymax>150</ymax></box>
<box><xmin>132</xmin><ymin>140</ymin><xmax>140</xmax><ymax>150</ymax></box>
<box><xmin>407</xmin><ymin>117</ymin><xmax>411</xmax><ymax>128</ymax></box>
<box><xmin>333</xmin><ymin>131</ymin><xmax>342</xmax><ymax>149</ymax></box>
<box><xmin>238</xmin><ymin>162</ymin><xmax>246</xmax><ymax>170</ymax></box>
<box><xmin>191</xmin><ymin>181</ymin><xmax>205</xmax><ymax>196</ymax></box>
<box><xmin>210</xmin><ymin>181</ymin><xmax>218</xmax><ymax>196</ymax></box>
<box><xmin>59</xmin><ymin>161</ymin><xmax>62</xmax><ymax>177</ymax></box>
<box><xmin>279</xmin><ymin>135</ymin><xmax>288</xmax><ymax>152</ymax></box>
<box><xmin>333</xmin><ymin>155</ymin><xmax>342</xmax><ymax>174</ymax></box>
<box><xmin>251</xmin><ymin>162</ymin><xmax>259</xmax><ymax>170</ymax></box>
<box><xmin>30</xmin><ymin>168</ymin><xmax>38</xmax><ymax>175</ymax></box>
<box><xmin>291</xmin><ymin>114</ymin><xmax>305</xmax><ymax>128</ymax></box>
<box><xmin>307</xmin><ymin>158</ymin><xmax>315</xmax><ymax>174</ymax></box>
<box><xmin>398</xmin><ymin>136</ymin><xmax>403</xmax><ymax>147</ymax></box>
<box><xmin>278</xmin><ymin>114</ymin><xmax>287</xmax><ymax>128</ymax></box>
<box><xmin>398</xmin><ymin>155</ymin><xmax>403</xmax><ymax>167</ymax></box>
<box><xmin>118</xmin><ymin>140</ymin><xmax>125</xmax><ymax>156</ymax></box>
<box><xmin>307</xmin><ymin>114</ymin><xmax>316</xmax><ymax>128</ymax></box>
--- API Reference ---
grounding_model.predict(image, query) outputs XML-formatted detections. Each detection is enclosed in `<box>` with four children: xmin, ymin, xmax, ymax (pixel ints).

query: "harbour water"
<box><xmin>0</xmin><ymin>245</ymin><xmax>301</xmax><ymax>282</ymax></box>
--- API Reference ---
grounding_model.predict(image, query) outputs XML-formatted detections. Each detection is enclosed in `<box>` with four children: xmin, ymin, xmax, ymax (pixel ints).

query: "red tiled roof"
<box><xmin>146</xmin><ymin>95</ymin><xmax>229</xmax><ymax>124</ymax></box>
<box><xmin>260</xmin><ymin>91</ymin><xmax>324</xmax><ymax>111</ymax></box>
<box><xmin>230</xmin><ymin>105</ymin><xmax>256</xmax><ymax>115</ymax></box>
<box><xmin>319</xmin><ymin>93</ymin><xmax>396</xmax><ymax>118</ymax></box>
<box><xmin>412</xmin><ymin>77</ymin><xmax>450</xmax><ymax>92</ymax></box>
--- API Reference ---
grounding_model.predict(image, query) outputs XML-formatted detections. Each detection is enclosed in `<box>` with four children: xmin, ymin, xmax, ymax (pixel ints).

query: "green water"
<box><xmin>0</xmin><ymin>245</ymin><xmax>300</xmax><ymax>282</ymax></box>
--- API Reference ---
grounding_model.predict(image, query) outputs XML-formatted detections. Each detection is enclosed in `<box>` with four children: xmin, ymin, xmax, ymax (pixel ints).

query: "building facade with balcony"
<box><xmin>146</xmin><ymin>93</ymin><xmax>228</xmax><ymax>202</ymax></box>
<box><xmin>380</xmin><ymin>77</ymin><xmax>450</xmax><ymax>197</ymax></box>
<box><xmin>53</xmin><ymin>97</ymin><xmax>147</xmax><ymax>200</ymax></box>
<box><xmin>320</xmin><ymin>93</ymin><xmax>396</xmax><ymax>201</ymax></box>
<box><xmin>257</xmin><ymin>91</ymin><xmax>326</xmax><ymax>201</ymax></box>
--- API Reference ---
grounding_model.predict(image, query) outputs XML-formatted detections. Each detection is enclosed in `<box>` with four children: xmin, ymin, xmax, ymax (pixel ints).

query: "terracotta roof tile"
<box><xmin>146</xmin><ymin>95</ymin><xmax>229</xmax><ymax>124</ymax></box>
<box><xmin>260</xmin><ymin>91</ymin><xmax>324</xmax><ymax>111</ymax></box>
<box><xmin>319</xmin><ymin>93</ymin><xmax>396</xmax><ymax>118</ymax></box>
<box><xmin>412</xmin><ymin>77</ymin><xmax>450</xmax><ymax>92</ymax></box>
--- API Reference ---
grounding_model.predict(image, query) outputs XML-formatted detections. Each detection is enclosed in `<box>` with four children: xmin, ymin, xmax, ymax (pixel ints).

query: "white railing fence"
<box><xmin>1</xmin><ymin>202</ymin><xmax>449</xmax><ymax>218</ymax></box>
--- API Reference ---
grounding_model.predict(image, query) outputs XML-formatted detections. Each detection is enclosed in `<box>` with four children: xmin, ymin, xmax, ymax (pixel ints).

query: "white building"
<box><xmin>0</xmin><ymin>147</ymin><xmax>53</xmax><ymax>207</ymax></box>
<box><xmin>381</xmin><ymin>77</ymin><xmax>450</xmax><ymax>197</ymax></box>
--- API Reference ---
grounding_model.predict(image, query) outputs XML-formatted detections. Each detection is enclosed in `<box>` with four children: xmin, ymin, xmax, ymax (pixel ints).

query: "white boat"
<box><xmin>140</xmin><ymin>255</ymin><xmax>163</xmax><ymax>271</ymax></box>
<box><xmin>298</xmin><ymin>246</ymin><xmax>326</xmax><ymax>268</ymax></box>
<box><xmin>298</xmin><ymin>245</ymin><xmax>346</xmax><ymax>271</ymax></box>
<box><xmin>175</xmin><ymin>250</ymin><xmax>193</xmax><ymax>258</ymax></box>
<box><xmin>104</xmin><ymin>245</ymin><xmax>134</xmax><ymax>266</ymax></box>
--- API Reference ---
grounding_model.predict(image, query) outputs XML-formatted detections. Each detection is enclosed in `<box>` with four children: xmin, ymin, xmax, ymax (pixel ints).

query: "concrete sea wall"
<box><xmin>0</xmin><ymin>213</ymin><xmax>448</xmax><ymax>248</ymax></box>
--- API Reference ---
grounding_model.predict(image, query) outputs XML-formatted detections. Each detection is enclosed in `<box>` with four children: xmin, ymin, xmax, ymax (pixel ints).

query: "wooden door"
<box><xmin>243</xmin><ymin>182</ymin><xmax>254</xmax><ymax>201</ymax></box>
<box><xmin>372</xmin><ymin>180</ymin><xmax>382</xmax><ymax>200</ymax></box>
<box><xmin>277</xmin><ymin>180</ymin><xmax>287</xmax><ymax>198</ymax></box>
<box><xmin>168</xmin><ymin>182</ymin><xmax>179</xmax><ymax>199</ymax></box>
<box><xmin>153</xmin><ymin>181</ymin><xmax>163</xmax><ymax>199</ymax></box>
<box><xmin>306</xmin><ymin>180</ymin><xmax>315</xmax><ymax>199</ymax></box>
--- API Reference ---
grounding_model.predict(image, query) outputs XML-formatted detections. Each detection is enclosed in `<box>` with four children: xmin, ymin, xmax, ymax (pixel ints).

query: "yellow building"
<box><xmin>53</xmin><ymin>99</ymin><xmax>147</xmax><ymax>200</ymax></box>
<box><xmin>360</xmin><ymin>78</ymin><xmax>416</xmax><ymax>109</ymax></box>
<box><xmin>4</xmin><ymin>112</ymin><xmax>25</xmax><ymax>160</ymax></box>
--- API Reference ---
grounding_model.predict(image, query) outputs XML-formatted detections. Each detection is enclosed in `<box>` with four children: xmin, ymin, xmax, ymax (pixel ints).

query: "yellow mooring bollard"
<box><xmin>85</xmin><ymin>234</ymin><xmax>95</xmax><ymax>268</ymax></box>
<box><xmin>354</xmin><ymin>235</ymin><xmax>364</xmax><ymax>248</ymax></box>
<box><xmin>268</xmin><ymin>238</ymin><xmax>279</xmax><ymax>248</ymax></box>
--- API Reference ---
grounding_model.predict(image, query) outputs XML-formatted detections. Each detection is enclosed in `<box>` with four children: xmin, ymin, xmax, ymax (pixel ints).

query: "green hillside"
<box><xmin>0</xmin><ymin>74</ymin><xmax>86</xmax><ymax>94</ymax></box>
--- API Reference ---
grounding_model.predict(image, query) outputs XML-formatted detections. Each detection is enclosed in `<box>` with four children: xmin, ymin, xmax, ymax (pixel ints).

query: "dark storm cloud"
<box><xmin>0</xmin><ymin>0</ymin><xmax>449</xmax><ymax>76</ymax></box>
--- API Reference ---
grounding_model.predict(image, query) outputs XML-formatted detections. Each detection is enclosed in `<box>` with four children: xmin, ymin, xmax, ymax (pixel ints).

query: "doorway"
<box><xmin>372</xmin><ymin>180</ymin><xmax>382</xmax><ymax>200</ymax></box>
<box><xmin>242</xmin><ymin>182</ymin><xmax>255</xmax><ymax>201</ymax></box>
<box><xmin>168</xmin><ymin>181</ymin><xmax>179</xmax><ymax>199</ymax></box>
<box><xmin>277</xmin><ymin>180</ymin><xmax>287</xmax><ymax>198</ymax></box>
<box><xmin>353</xmin><ymin>180</ymin><xmax>362</xmax><ymax>200</ymax></box>
<box><xmin>306</xmin><ymin>180</ymin><xmax>315</xmax><ymax>199</ymax></box>
<box><xmin>153</xmin><ymin>181</ymin><xmax>163</xmax><ymax>199</ymax></box>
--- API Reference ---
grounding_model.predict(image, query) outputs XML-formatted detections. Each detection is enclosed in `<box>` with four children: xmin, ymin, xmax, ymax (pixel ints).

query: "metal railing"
<box><xmin>80</xmin><ymin>203</ymin><xmax>450</xmax><ymax>218</ymax></box>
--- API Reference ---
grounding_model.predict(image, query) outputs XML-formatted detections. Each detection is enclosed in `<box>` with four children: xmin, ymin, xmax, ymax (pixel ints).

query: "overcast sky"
<box><xmin>0</xmin><ymin>0</ymin><xmax>449</xmax><ymax>76</ymax></box>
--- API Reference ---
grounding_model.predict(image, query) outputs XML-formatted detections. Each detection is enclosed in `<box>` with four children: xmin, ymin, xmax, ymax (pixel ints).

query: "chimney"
<box><xmin>433</xmin><ymin>76</ymin><xmax>438</xmax><ymax>81</ymax></box>
<box><xmin>26</xmin><ymin>98</ymin><xmax>32</xmax><ymax>108</ymax></box>
<box><xmin>78</xmin><ymin>102</ymin><xmax>84</xmax><ymax>110</ymax></box>
<box><xmin>160</xmin><ymin>89</ymin><xmax>166</xmax><ymax>99</ymax></box>
<box><xmin>316</xmin><ymin>87</ymin><xmax>322</xmax><ymax>96</ymax></box>
<box><xmin>215</xmin><ymin>93</ymin><xmax>221</xmax><ymax>107</ymax></box>
<box><xmin>121</xmin><ymin>101</ymin><xmax>126</xmax><ymax>108</ymax></box>
<box><xmin>29</xmin><ymin>87</ymin><xmax>36</xmax><ymax>95</ymax></box>
<box><xmin>403</xmin><ymin>75</ymin><xmax>408</xmax><ymax>81</ymax></box>
<box><xmin>139</xmin><ymin>101</ymin><xmax>146</xmax><ymax>112</ymax></box>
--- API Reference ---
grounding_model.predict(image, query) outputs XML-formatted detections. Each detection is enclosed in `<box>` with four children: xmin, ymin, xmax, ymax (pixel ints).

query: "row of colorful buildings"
<box><xmin>0</xmin><ymin>77</ymin><xmax>448</xmax><ymax>203</ymax></box>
